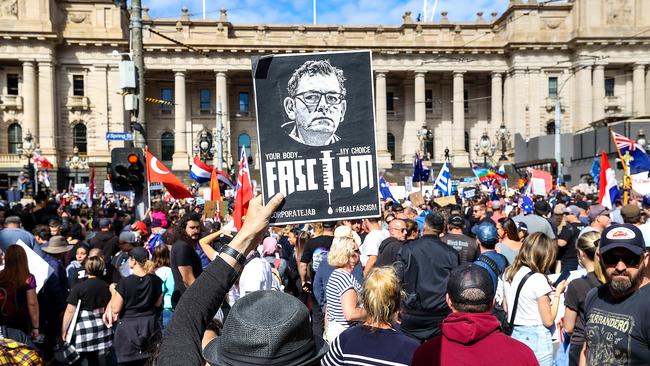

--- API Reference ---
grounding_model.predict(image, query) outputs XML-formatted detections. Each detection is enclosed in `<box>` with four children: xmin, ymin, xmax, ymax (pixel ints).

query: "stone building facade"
<box><xmin>0</xmin><ymin>0</ymin><xmax>649</xmax><ymax>189</ymax></box>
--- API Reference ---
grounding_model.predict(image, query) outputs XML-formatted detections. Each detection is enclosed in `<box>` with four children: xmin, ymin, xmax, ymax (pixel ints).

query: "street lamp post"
<box><xmin>196</xmin><ymin>130</ymin><xmax>215</xmax><ymax>162</ymax></box>
<box><xmin>495</xmin><ymin>122</ymin><xmax>511</xmax><ymax>161</ymax></box>
<box><xmin>474</xmin><ymin>130</ymin><xmax>496</xmax><ymax>167</ymax></box>
<box><xmin>18</xmin><ymin>131</ymin><xmax>41</xmax><ymax>196</ymax></box>
<box><xmin>66</xmin><ymin>146</ymin><xmax>88</xmax><ymax>185</ymax></box>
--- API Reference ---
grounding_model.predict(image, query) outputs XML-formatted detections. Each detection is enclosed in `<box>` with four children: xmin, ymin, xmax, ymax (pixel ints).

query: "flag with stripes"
<box><xmin>611</xmin><ymin>130</ymin><xmax>650</xmax><ymax>174</ymax></box>
<box><xmin>434</xmin><ymin>161</ymin><xmax>452</xmax><ymax>196</ymax></box>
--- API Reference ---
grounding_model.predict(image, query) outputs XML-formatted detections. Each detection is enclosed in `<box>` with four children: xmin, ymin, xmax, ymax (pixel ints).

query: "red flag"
<box><xmin>32</xmin><ymin>154</ymin><xmax>54</xmax><ymax>169</ymax></box>
<box><xmin>87</xmin><ymin>167</ymin><xmax>95</xmax><ymax>207</ymax></box>
<box><xmin>233</xmin><ymin>147</ymin><xmax>253</xmax><ymax>230</ymax></box>
<box><xmin>210</xmin><ymin>167</ymin><xmax>222</xmax><ymax>202</ymax></box>
<box><xmin>145</xmin><ymin>148</ymin><xmax>193</xmax><ymax>199</ymax></box>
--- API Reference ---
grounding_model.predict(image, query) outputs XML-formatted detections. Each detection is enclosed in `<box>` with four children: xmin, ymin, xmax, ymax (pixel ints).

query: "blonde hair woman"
<box><xmin>562</xmin><ymin>231</ymin><xmax>605</xmax><ymax>366</ymax></box>
<box><xmin>324</xmin><ymin>236</ymin><xmax>366</xmax><ymax>342</ymax></box>
<box><xmin>503</xmin><ymin>232</ymin><xmax>567</xmax><ymax>366</ymax></box>
<box><xmin>103</xmin><ymin>247</ymin><xmax>163</xmax><ymax>364</ymax></box>
<box><xmin>322</xmin><ymin>267</ymin><xmax>420</xmax><ymax>365</ymax></box>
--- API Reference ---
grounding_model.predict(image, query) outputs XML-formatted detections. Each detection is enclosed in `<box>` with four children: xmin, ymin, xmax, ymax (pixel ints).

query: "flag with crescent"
<box><xmin>146</xmin><ymin>148</ymin><xmax>193</xmax><ymax>199</ymax></box>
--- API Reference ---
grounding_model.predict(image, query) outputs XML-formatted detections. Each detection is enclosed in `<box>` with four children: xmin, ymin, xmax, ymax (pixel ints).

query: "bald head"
<box><xmin>388</xmin><ymin>219</ymin><xmax>406</xmax><ymax>241</ymax></box>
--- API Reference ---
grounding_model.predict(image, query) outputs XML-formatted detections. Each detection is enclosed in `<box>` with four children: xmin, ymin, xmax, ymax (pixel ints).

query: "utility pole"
<box><xmin>131</xmin><ymin>0</ymin><xmax>146</xmax><ymax>148</ymax></box>
<box><xmin>216</xmin><ymin>98</ymin><xmax>223</xmax><ymax>169</ymax></box>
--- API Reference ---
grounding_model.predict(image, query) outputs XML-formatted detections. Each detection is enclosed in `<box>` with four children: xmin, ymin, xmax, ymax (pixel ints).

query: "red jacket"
<box><xmin>411</xmin><ymin>312</ymin><xmax>539</xmax><ymax>366</ymax></box>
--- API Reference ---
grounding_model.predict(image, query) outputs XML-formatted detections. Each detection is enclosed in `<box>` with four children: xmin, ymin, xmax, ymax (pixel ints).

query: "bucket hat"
<box><xmin>203</xmin><ymin>290</ymin><xmax>328</xmax><ymax>366</ymax></box>
<box><xmin>41</xmin><ymin>235</ymin><xmax>74</xmax><ymax>254</ymax></box>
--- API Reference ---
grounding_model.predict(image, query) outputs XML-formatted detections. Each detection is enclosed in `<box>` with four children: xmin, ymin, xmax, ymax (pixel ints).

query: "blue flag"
<box><xmin>590</xmin><ymin>157</ymin><xmax>600</xmax><ymax>186</ymax></box>
<box><xmin>379</xmin><ymin>176</ymin><xmax>396</xmax><ymax>201</ymax></box>
<box><xmin>612</xmin><ymin>131</ymin><xmax>650</xmax><ymax>174</ymax></box>
<box><xmin>412</xmin><ymin>153</ymin><xmax>430</xmax><ymax>182</ymax></box>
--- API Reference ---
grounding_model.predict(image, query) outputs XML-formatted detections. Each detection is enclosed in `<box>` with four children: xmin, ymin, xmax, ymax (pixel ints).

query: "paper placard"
<box><xmin>531</xmin><ymin>177</ymin><xmax>547</xmax><ymax>196</ymax></box>
<box><xmin>204</xmin><ymin>200</ymin><xmax>217</xmax><ymax>219</ymax></box>
<box><xmin>434</xmin><ymin>196</ymin><xmax>457</xmax><ymax>207</ymax></box>
<box><xmin>404</xmin><ymin>176</ymin><xmax>413</xmax><ymax>193</ymax></box>
<box><xmin>16</xmin><ymin>240</ymin><xmax>53</xmax><ymax>293</ymax></box>
<box><xmin>409</xmin><ymin>191</ymin><xmax>425</xmax><ymax>207</ymax></box>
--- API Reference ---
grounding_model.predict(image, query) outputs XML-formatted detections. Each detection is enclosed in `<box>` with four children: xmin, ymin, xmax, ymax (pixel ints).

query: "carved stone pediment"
<box><xmin>0</xmin><ymin>0</ymin><xmax>18</xmax><ymax>19</ymax></box>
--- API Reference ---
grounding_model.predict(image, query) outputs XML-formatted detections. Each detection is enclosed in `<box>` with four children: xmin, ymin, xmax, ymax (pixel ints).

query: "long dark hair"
<box><xmin>498</xmin><ymin>217</ymin><xmax>519</xmax><ymax>241</ymax></box>
<box><xmin>173</xmin><ymin>212</ymin><xmax>202</xmax><ymax>244</ymax></box>
<box><xmin>0</xmin><ymin>246</ymin><xmax>30</xmax><ymax>290</ymax></box>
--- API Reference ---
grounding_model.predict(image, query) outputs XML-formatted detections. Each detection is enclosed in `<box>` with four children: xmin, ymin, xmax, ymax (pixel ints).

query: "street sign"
<box><xmin>106</xmin><ymin>132</ymin><xmax>134</xmax><ymax>141</ymax></box>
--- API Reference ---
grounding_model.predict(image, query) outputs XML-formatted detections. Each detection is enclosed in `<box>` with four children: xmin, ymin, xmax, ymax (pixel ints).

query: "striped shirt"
<box><xmin>322</xmin><ymin>325</ymin><xmax>420</xmax><ymax>365</ymax></box>
<box><xmin>325</xmin><ymin>269</ymin><xmax>362</xmax><ymax>328</ymax></box>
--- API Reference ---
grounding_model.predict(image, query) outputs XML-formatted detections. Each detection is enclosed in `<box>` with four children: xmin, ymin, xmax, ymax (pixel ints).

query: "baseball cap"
<box><xmin>588</xmin><ymin>204</ymin><xmax>611</xmax><ymax>221</ymax></box>
<box><xmin>262</xmin><ymin>237</ymin><xmax>278</xmax><ymax>256</ymax></box>
<box><xmin>475</xmin><ymin>222</ymin><xmax>498</xmax><ymax>245</ymax></box>
<box><xmin>491</xmin><ymin>201</ymin><xmax>502</xmax><ymax>210</ymax></box>
<box><xmin>516</xmin><ymin>221</ymin><xmax>528</xmax><ymax>232</ymax></box>
<box><xmin>599</xmin><ymin>223</ymin><xmax>646</xmax><ymax>255</ymax></box>
<box><xmin>129</xmin><ymin>246</ymin><xmax>149</xmax><ymax>262</ymax></box>
<box><xmin>621</xmin><ymin>204</ymin><xmax>643</xmax><ymax>223</ymax></box>
<box><xmin>564</xmin><ymin>205</ymin><xmax>581</xmax><ymax>217</ymax></box>
<box><xmin>474</xmin><ymin>251</ymin><xmax>508</xmax><ymax>292</ymax></box>
<box><xmin>392</xmin><ymin>204</ymin><xmax>405</xmax><ymax>212</ymax></box>
<box><xmin>553</xmin><ymin>203</ymin><xmax>566</xmax><ymax>215</ymax></box>
<box><xmin>520</xmin><ymin>196</ymin><xmax>534</xmax><ymax>215</ymax></box>
<box><xmin>447</xmin><ymin>263</ymin><xmax>494</xmax><ymax>306</ymax></box>
<box><xmin>322</xmin><ymin>221</ymin><xmax>337</xmax><ymax>229</ymax></box>
<box><xmin>99</xmin><ymin>218</ymin><xmax>111</xmax><ymax>228</ymax></box>
<box><xmin>132</xmin><ymin>221</ymin><xmax>148</xmax><ymax>235</ymax></box>
<box><xmin>119</xmin><ymin>231</ymin><xmax>137</xmax><ymax>244</ymax></box>
<box><xmin>448</xmin><ymin>215</ymin><xmax>465</xmax><ymax>228</ymax></box>
<box><xmin>576</xmin><ymin>201</ymin><xmax>590</xmax><ymax>211</ymax></box>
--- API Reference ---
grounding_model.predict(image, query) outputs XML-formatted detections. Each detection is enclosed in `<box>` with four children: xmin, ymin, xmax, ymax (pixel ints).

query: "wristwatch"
<box><xmin>221</xmin><ymin>245</ymin><xmax>246</xmax><ymax>266</ymax></box>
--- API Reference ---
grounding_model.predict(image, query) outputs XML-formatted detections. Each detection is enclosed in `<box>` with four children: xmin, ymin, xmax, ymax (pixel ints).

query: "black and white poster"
<box><xmin>252</xmin><ymin>50</ymin><xmax>380</xmax><ymax>224</ymax></box>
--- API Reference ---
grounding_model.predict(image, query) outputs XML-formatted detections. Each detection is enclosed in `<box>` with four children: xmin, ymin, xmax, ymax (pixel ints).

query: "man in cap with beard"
<box><xmin>580</xmin><ymin>223</ymin><xmax>650</xmax><ymax>365</ymax></box>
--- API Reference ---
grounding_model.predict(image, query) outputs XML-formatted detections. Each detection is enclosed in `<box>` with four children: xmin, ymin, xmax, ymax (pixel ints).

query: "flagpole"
<box><xmin>145</xmin><ymin>145</ymin><xmax>151</xmax><ymax>211</ymax></box>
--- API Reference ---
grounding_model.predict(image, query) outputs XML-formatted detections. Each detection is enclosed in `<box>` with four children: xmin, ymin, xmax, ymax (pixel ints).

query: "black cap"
<box><xmin>534</xmin><ymin>200</ymin><xmax>551</xmax><ymax>215</ymax></box>
<box><xmin>600</xmin><ymin>223</ymin><xmax>646</xmax><ymax>255</ymax></box>
<box><xmin>447</xmin><ymin>263</ymin><xmax>494</xmax><ymax>306</ymax></box>
<box><xmin>448</xmin><ymin>215</ymin><xmax>465</xmax><ymax>227</ymax></box>
<box><xmin>576</xmin><ymin>201</ymin><xmax>590</xmax><ymax>211</ymax></box>
<box><xmin>129</xmin><ymin>246</ymin><xmax>149</xmax><ymax>262</ymax></box>
<box><xmin>322</xmin><ymin>221</ymin><xmax>337</xmax><ymax>229</ymax></box>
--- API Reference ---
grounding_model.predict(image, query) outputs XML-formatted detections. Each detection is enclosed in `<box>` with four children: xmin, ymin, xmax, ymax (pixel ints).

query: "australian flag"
<box><xmin>412</xmin><ymin>153</ymin><xmax>430</xmax><ymax>182</ymax></box>
<box><xmin>612</xmin><ymin>131</ymin><xmax>650</xmax><ymax>174</ymax></box>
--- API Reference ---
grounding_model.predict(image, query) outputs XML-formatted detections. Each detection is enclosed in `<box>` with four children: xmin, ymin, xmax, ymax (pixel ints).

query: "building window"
<box><xmin>8</xmin><ymin>123</ymin><xmax>22</xmax><ymax>154</ymax></box>
<box><xmin>605</xmin><ymin>78</ymin><xmax>615</xmax><ymax>97</ymax></box>
<box><xmin>425</xmin><ymin>89</ymin><xmax>433</xmax><ymax>110</ymax></box>
<box><xmin>239</xmin><ymin>92</ymin><xmax>249</xmax><ymax>114</ymax></box>
<box><xmin>161</xmin><ymin>88</ymin><xmax>173</xmax><ymax>113</ymax></box>
<box><xmin>386</xmin><ymin>92</ymin><xmax>394</xmax><ymax>112</ymax></box>
<box><xmin>464</xmin><ymin>131</ymin><xmax>470</xmax><ymax>153</ymax></box>
<box><xmin>546</xmin><ymin>121</ymin><xmax>556</xmax><ymax>135</ymax></box>
<box><xmin>7</xmin><ymin>74</ymin><xmax>19</xmax><ymax>95</ymax></box>
<box><xmin>548</xmin><ymin>77</ymin><xmax>558</xmax><ymax>98</ymax></box>
<box><xmin>238</xmin><ymin>133</ymin><xmax>251</xmax><ymax>158</ymax></box>
<box><xmin>387</xmin><ymin>133</ymin><xmax>395</xmax><ymax>160</ymax></box>
<box><xmin>73</xmin><ymin>124</ymin><xmax>87</xmax><ymax>153</ymax></box>
<box><xmin>73</xmin><ymin>75</ymin><xmax>84</xmax><ymax>96</ymax></box>
<box><xmin>200</xmin><ymin>89</ymin><xmax>211</xmax><ymax>113</ymax></box>
<box><xmin>161</xmin><ymin>132</ymin><xmax>174</xmax><ymax>161</ymax></box>
<box><xmin>463</xmin><ymin>89</ymin><xmax>469</xmax><ymax>113</ymax></box>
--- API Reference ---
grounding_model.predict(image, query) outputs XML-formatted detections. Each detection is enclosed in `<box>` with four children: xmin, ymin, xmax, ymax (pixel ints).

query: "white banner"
<box><xmin>632</xmin><ymin>172</ymin><xmax>650</xmax><ymax>196</ymax></box>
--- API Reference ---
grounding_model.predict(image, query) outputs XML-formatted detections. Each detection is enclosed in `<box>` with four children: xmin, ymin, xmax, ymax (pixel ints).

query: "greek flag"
<box><xmin>434</xmin><ymin>161</ymin><xmax>452</xmax><ymax>196</ymax></box>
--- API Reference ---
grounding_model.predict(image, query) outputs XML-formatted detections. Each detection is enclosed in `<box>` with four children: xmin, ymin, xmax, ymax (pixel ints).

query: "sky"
<box><xmin>144</xmin><ymin>0</ymin><xmax>512</xmax><ymax>26</ymax></box>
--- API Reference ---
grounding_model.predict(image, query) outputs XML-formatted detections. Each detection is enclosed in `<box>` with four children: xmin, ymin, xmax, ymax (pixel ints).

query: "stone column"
<box><xmin>491</xmin><ymin>72</ymin><xmax>503</xmax><ymax>126</ymax></box>
<box><xmin>528</xmin><ymin>69</ymin><xmax>541</xmax><ymax>137</ymax></box>
<box><xmin>592</xmin><ymin>64</ymin><xmax>606</xmax><ymax>122</ymax></box>
<box><xmin>375</xmin><ymin>71</ymin><xmax>391</xmax><ymax>168</ymax></box>
<box><xmin>37</xmin><ymin>60</ymin><xmax>57</xmax><ymax>160</ymax></box>
<box><xmin>503</xmin><ymin>72</ymin><xmax>513</xmax><ymax>132</ymax></box>
<box><xmin>452</xmin><ymin>71</ymin><xmax>468</xmax><ymax>167</ymax></box>
<box><xmin>21</xmin><ymin>60</ymin><xmax>37</xmax><ymax>138</ymax></box>
<box><xmin>93</xmin><ymin>65</ymin><xmax>110</xmax><ymax>155</ymax></box>
<box><xmin>172</xmin><ymin>70</ymin><xmax>189</xmax><ymax>170</ymax></box>
<box><xmin>414</xmin><ymin>71</ymin><xmax>426</xmax><ymax>127</ymax></box>
<box><xmin>511</xmin><ymin>69</ymin><xmax>527</xmax><ymax>137</ymax></box>
<box><xmin>633</xmin><ymin>63</ymin><xmax>647</xmax><ymax>117</ymax></box>
<box><xmin>575</xmin><ymin>64</ymin><xmax>593</xmax><ymax>128</ymax></box>
<box><xmin>215</xmin><ymin>70</ymin><xmax>230</xmax><ymax>167</ymax></box>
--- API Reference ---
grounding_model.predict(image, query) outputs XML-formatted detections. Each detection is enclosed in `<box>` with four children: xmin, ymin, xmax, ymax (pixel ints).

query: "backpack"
<box><xmin>0</xmin><ymin>338</ymin><xmax>42</xmax><ymax>366</ymax></box>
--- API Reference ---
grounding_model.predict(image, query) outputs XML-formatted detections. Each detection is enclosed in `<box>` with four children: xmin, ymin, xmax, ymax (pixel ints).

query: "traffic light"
<box><xmin>110</xmin><ymin>148</ymin><xmax>145</xmax><ymax>191</ymax></box>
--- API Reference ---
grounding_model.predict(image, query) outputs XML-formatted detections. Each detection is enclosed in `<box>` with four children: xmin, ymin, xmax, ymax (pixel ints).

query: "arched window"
<box><xmin>73</xmin><ymin>124</ymin><xmax>87</xmax><ymax>153</ymax></box>
<box><xmin>387</xmin><ymin>133</ymin><xmax>395</xmax><ymax>160</ymax></box>
<box><xmin>8</xmin><ymin>123</ymin><xmax>22</xmax><ymax>154</ymax></box>
<box><xmin>464</xmin><ymin>131</ymin><xmax>470</xmax><ymax>153</ymax></box>
<box><xmin>546</xmin><ymin>121</ymin><xmax>556</xmax><ymax>135</ymax></box>
<box><xmin>238</xmin><ymin>133</ymin><xmax>251</xmax><ymax>158</ymax></box>
<box><xmin>161</xmin><ymin>132</ymin><xmax>174</xmax><ymax>161</ymax></box>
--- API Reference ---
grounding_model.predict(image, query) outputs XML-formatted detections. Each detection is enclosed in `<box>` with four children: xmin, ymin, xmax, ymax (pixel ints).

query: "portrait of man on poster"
<box><xmin>281</xmin><ymin>59</ymin><xmax>347</xmax><ymax>146</ymax></box>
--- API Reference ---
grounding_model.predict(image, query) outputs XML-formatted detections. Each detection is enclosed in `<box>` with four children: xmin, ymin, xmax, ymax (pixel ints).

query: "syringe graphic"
<box><xmin>320</xmin><ymin>150</ymin><xmax>335</xmax><ymax>215</ymax></box>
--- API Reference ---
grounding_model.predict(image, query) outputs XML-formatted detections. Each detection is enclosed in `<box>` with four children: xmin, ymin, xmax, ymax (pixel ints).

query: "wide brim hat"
<box><xmin>41</xmin><ymin>235</ymin><xmax>74</xmax><ymax>254</ymax></box>
<box><xmin>203</xmin><ymin>290</ymin><xmax>328</xmax><ymax>366</ymax></box>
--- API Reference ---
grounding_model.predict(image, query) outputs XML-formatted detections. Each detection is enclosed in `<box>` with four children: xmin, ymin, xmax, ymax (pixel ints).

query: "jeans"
<box><xmin>161</xmin><ymin>309</ymin><xmax>173</xmax><ymax>331</ymax></box>
<box><xmin>512</xmin><ymin>325</ymin><xmax>553</xmax><ymax>366</ymax></box>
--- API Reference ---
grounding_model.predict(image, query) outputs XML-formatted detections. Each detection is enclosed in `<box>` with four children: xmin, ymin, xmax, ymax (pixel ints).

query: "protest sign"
<box><xmin>16</xmin><ymin>240</ymin><xmax>53</xmax><ymax>293</ymax></box>
<box><xmin>253</xmin><ymin>50</ymin><xmax>380</xmax><ymax>224</ymax></box>
<box><xmin>409</xmin><ymin>191</ymin><xmax>425</xmax><ymax>207</ymax></box>
<box><xmin>434</xmin><ymin>196</ymin><xmax>457</xmax><ymax>207</ymax></box>
<box><xmin>404</xmin><ymin>176</ymin><xmax>413</xmax><ymax>193</ymax></box>
<box><xmin>204</xmin><ymin>200</ymin><xmax>217</xmax><ymax>219</ymax></box>
<box><xmin>462</xmin><ymin>186</ymin><xmax>477</xmax><ymax>200</ymax></box>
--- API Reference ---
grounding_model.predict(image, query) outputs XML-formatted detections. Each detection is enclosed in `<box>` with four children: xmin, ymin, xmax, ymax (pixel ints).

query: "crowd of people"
<box><xmin>1</xmin><ymin>186</ymin><xmax>650</xmax><ymax>366</ymax></box>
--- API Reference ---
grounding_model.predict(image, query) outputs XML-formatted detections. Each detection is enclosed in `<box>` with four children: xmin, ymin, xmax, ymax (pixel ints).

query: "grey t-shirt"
<box><xmin>513</xmin><ymin>214</ymin><xmax>556</xmax><ymax>239</ymax></box>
